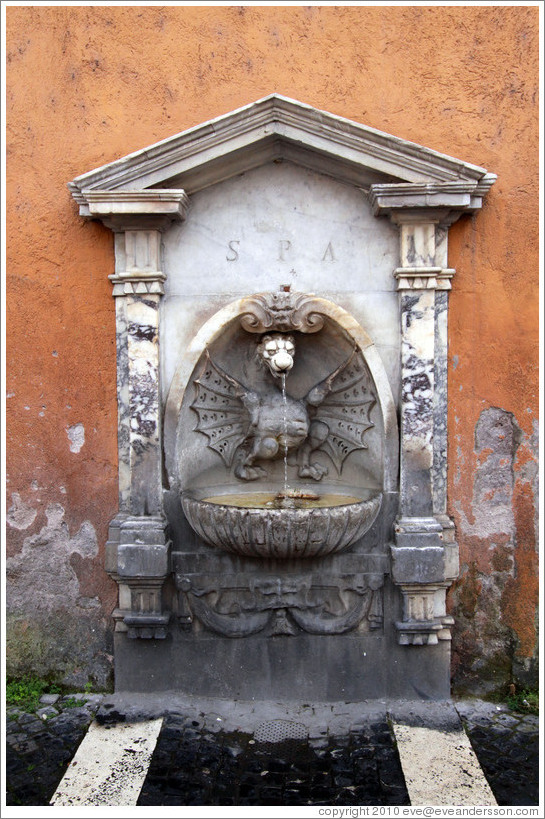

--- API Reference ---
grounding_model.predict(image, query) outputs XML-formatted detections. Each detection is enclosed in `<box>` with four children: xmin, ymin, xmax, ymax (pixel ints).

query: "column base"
<box><xmin>106</xmin><ymin>514</ymin><xmax>171</xmax><ymax>640</ymax></box>
<box><xmin>391</xmin><ymin>516</ymin><xmax>459</xmax><ymax>647</ymax></box>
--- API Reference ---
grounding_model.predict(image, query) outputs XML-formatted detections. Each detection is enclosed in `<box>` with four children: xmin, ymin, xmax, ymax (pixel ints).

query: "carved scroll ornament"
<box><xmin>175</xmin><ymin>572</ymin><xmax>384</xmax><ymax>637</ymax></box>
<box><xmin>239</xmin><ymin>291</ymin><xmax>326</xmax><ymax>334</ymax></box>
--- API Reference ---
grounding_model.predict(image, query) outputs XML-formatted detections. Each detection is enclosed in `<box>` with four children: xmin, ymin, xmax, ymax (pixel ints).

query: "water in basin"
<box><xmin>202</xmin><ymin>491</ymin><xmax>364</xmax><ymax>509</ymax></box>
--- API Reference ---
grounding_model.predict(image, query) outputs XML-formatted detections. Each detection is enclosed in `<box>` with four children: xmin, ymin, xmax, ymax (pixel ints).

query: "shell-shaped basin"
<box><xmin>181</xmin><ymin>486</ymin><xmax>382</xmax><ymax>559</ymax></box>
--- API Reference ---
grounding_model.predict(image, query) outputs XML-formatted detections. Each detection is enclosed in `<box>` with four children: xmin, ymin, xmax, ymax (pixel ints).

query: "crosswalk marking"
<box><xmin>50</xmin><ymin>718</ymin><xmax>163</xmax><ymax>807</ymax></box>
<box><xmin>393</xmin><ymin>722</ymin><xmax>497</xmax><ymax>806</ymax></box>
<box><xmin>47</xmin><ymin>713</ymin><xmax>499</xmax><ymax>807</ymax></box>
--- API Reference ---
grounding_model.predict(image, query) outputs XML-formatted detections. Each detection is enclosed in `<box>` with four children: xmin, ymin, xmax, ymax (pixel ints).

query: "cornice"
<box><xmin>69</xmin><ymin>189</ymin><xmax>190</xmax><ymax>233</ymax></box>
<box><xmin>368</xmin><ymin>179</ymin><xmax>497</xmax><ymax>218</ymax></box>
<box><xmin>68</xmin><ymin>95</ymin><xmax>496</xmax><ymax>200</ymax></box>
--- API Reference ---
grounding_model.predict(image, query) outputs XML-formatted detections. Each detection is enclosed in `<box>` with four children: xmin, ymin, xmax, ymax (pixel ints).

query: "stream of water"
<box><xmin>281</xmin><ymin>374</ymin><xmax>289</xmax><ymax>497</ymax></box>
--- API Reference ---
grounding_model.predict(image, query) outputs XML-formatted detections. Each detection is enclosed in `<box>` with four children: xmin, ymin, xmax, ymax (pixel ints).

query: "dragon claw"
<box><xmin>235</xmin><ymin>465</ymin><xmax>267</xmax><ymax>481</ymax></box>
<box><xmin>298</xmin><ymin>462</ymin><xmax>328</xmax><ymax>481</ymax></box>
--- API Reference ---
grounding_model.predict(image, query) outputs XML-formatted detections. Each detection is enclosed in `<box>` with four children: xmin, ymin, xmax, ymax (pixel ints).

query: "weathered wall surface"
<box><xmin>6</xmin><ymin>5</ymin><xmax>539</xmax><ymax>692</ymax></box>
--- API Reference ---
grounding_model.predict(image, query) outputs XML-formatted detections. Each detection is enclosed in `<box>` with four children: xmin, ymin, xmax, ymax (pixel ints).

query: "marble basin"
<box><xmin>181</xmin><ymin>486</ymin><xmax>382</xmax><ymax>559</ymax></box>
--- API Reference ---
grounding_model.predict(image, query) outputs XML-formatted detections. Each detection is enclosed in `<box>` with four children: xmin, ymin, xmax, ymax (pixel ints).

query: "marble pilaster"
<box><xmin>83</xmin><ymin>192</ymin><xmax>188</xmax><ymax>637</ymax></box>
<box><xmin>383</xmin><ymin>211</ymin><xmax>460</xmax><ymax>646</ymax></box>
<box><xmin>110</xmin><ymin>229</ymin><xmax>167</xmax><ymax>518</ymax></box>
<box><xmin>399</xmin><ymin>286</ymin><xmax>436</xmax><ymax>517</ymax></box>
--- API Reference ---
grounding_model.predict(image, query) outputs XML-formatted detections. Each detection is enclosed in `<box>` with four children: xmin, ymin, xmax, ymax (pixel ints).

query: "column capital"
<box><xmin>110</xmin><ymin>228</ymin><xmax>167</xmax><ymax>297</ymax></box>
<box><xmin>390</xmin><ymin>218</ymin><xmax>456</xmax><ymax>291</ymax></box>
<box><xmin>71</xmin><ymin>189</ymin><xmax>189</xmax><ymax>297</ymax></box>
<box><xmin>370</xmin><ymin>181</ymin><xmax>490</xmax><ymax>292</ymax></box>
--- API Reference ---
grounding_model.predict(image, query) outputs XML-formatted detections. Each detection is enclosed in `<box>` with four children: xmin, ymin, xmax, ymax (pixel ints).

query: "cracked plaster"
<box><xmin>6</xmin><ymin>503</ymin><xmax>98</xmax><ymax>612</ymax></box>
<box><xmin>7</xmin><ymin>492</ymin><xmax>38</xmax><ymax>530</ymax></box>
<box><xmin>67</xmin><ymin>423</ymin><xmax>85</xmax><ymax>453</ymax></box>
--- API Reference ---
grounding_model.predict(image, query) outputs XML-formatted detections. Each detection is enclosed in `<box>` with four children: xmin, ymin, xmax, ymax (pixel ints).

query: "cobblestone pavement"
<box><xmin>4</xmin><ymin>694</ymin><xmax>540</xmax><ymax>807</ymax></box>
<box><xmin>135</xmin><ymin>715</ymin><xmax>409</xmax><ymax>806</ymax></box>
<box><xmin>455</xmin><ymin>700</ymin><xmax>540</xmax><ymax>807</ymax></box>
<box><xmin>5</xmin><ymin>694</ymin><xmax>103</xmax><ymax>806</ymax></box>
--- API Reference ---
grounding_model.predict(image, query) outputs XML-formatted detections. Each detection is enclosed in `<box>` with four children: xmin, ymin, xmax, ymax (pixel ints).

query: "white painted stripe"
<box><xmin>50</xmin><ymin>718</ymin><xmax>163</xmax><ymax>806</ymax></box>
<box><xmin>393</xmin><ymin>723</ymin><xmax>497</xmax><ymax>806</ymax></box>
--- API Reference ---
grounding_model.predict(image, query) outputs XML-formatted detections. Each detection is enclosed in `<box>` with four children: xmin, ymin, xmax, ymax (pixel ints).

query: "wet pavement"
<box><xmin>4</xmin><ymin>693</ymin><xmax>540</xmax><ymax>808</ymax></box>
<box><xmin>136</xmin><ymin>715</ymin><xmax>409</xmax><ymax>806</ymax></box>
<box><xmin>5</xmin><ymin>694</ymin><xmax>103</xmax><ymax>807</ymax></box>
<box><xmin>455</xmin><ymin>699</ymin><xmax>540</xmax><ymax>807</ymax></box>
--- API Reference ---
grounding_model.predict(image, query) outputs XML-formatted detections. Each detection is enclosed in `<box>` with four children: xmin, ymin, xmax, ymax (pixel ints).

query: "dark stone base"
<box><xmin>114</xmin><ymin>632</ymin><xmax>451</xmax><ymax>700</ymax></box>
<box><xmin>114</xmin><ymin>583</ymin><xmax>452</xmax><ymax>700</ymax></box>
<box><xmin>114</xmin><ymin>515</ymin><xmax>452</xmax><ymax>701</ymax></box>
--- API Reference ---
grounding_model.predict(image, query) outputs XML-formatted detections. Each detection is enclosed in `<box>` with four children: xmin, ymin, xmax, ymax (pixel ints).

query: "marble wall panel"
<box><xmin>162</xmin><ymin>163</ymin><xmax>399</xmax><ymax>298</ymax></box>
<box><xmin>115</xmin><ymin>297</ymin><xmax>131</xmax><ymax>512</ymax></box>
<box><xmin>433</xmin><ymin>291</ymin><xmax>449</xmax><ymax>516</ymax></box>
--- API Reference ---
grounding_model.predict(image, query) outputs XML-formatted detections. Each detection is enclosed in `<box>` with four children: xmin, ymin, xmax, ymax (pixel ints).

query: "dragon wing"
<box><xmin>307</xmin><ymin>351</ymin><xmax>376</xmax><ymax>474</ymax></box>
<box><xmin>191</xmin><ymin>352</ymin><xmax>253</xmax><ymax>467</ymax></box>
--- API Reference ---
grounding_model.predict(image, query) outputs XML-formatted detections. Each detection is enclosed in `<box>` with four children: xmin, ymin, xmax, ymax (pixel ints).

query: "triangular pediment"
<box><xmin>68</xmin><ymin>95</ymin><xmax>495</xmax><ymax>204</ymax></box>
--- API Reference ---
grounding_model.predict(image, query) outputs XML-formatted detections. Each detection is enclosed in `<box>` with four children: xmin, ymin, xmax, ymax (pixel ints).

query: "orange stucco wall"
<box><xmin>6</xmin><ymin>5</ymin><xmax>539</xmax><ymax>691</ymax></box>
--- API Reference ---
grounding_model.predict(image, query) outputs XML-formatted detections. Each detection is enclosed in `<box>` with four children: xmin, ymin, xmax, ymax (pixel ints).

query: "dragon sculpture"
<box><xmin>191</xmin><ymin>333</ymin><xmax>376</xmax><ymax>481</ymax></box>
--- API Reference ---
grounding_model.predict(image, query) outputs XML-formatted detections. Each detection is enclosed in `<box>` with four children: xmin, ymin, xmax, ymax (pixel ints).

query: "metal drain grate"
<box><xmin>253</xmin><ymin>719</ymin><xmax>308</xmax><ymax>745</ymax></box>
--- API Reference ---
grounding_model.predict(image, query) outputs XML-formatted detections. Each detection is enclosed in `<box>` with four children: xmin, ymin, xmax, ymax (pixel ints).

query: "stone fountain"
<box><xmin>68</xmin><ymin>96</ymin><xmax>495</xmax><ymax>700</ymax></box>
<box><xmin>159</xmin><ymin>288</ymin><xmax>399</xmax><ymax>664</ymax></box>
<box><xmin>180</xmin><ymin>316</ymin><xmax>383</xmax><ymax>559</ymax></box>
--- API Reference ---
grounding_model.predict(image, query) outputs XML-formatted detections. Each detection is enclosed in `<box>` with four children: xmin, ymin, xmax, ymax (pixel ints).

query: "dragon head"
<box><xmin>257</xmin><ymin>333</ymin><xmax>296</xmax><ymax>378</ymax></box>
